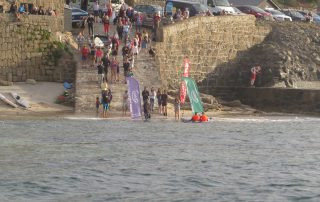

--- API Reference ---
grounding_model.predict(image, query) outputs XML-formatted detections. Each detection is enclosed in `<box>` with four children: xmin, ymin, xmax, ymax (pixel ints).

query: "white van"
<box><xmin>184</xmin><ymin>0</ymin><xmax>236</xmax><ymax>14</ymax></box>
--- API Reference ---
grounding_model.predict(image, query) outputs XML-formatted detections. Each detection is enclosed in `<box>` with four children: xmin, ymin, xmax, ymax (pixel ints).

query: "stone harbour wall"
<box><xmin>154</xmin><ymin>15</ymin><xmax>271</xmax><ymax>89</ymax></box>
<box><xmin>0</xmin><ymin>13</ymin><xmax>75</xmax><ymax>82</ymax></box>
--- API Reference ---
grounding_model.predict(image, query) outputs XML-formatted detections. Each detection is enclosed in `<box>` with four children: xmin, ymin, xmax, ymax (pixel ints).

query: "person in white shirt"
<box><xmin>93</xmin><ymin>1</ymin><xmax>100</xmax><ymax>23</ymax></box>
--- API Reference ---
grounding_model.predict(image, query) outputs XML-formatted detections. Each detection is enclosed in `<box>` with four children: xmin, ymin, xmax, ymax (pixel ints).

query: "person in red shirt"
<box><xmin>153</xmin><ymin>11</ymin><xmax>161</xmax><ymax>41</ymax></box>
<box><xmin>81</xmin><ymin>44</ymin><xmax>90</xmax><ymax>66</ymax></box>
<box><xmin>96</xmin><ymin>47</ymin><xmax>103</xmax><ymax>63</ymax></box>
<box><xmin>250</xmin><ymin>65</ymin><xmax>261</xmax><ymax>87</ymax></box>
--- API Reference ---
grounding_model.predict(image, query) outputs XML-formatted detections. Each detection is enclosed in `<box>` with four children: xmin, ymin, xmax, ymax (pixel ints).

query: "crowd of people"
<box><xmin>78</xmin><ymin>1</ymin><xmax>158</xmax><ymax>119</ymax></box>
<box><xmin>8</xmin><ymin>0</ymin><xmax>58</xmax><ymax>20</ymax></box>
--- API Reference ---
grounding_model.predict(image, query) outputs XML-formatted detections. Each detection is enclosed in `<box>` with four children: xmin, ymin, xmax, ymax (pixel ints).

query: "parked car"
<box><xmin>72</xmin><ymin>8</ymin><xmax>88</xmax><ymax>26</ymax></box>
<box><xmin>265</xmin><ymin>8</ymin><xmax>292</xmax><ymax>21</ymax></box>
<box><xmin>236</xmin><ymin>5</ymin><xmax>272</xmax><ymax>19</ymax></box>
<box><xmin>165</xmin><ymin>0</ymin><xmax>211</xmax><ymax>17</ymax></box>
<box><xmin>281</xmin><ymin>10</ymin><xmax>305</xmax><ymax>21</ymax></box>
<box><xmin>133</xmin><ymin>4</ymin><xmax>164</xmax><ymax>27</ymax></box>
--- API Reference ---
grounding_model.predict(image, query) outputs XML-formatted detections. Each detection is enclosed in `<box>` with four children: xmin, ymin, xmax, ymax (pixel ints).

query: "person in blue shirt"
<box><xmin>18</xmin><ymin>4</ymin><xmax>26</xmax><ymax>14</ymax></box>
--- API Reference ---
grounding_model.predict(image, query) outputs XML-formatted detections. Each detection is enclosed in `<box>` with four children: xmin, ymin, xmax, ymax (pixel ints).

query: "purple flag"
<box><xmin>126</xmin><ymin>77</ymin><xmax>142</xmax><ymax>119</ymax></box>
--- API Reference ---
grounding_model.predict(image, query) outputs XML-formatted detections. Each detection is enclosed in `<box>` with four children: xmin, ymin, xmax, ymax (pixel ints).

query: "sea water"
<box><xmin>0</xmin><ymin>116</ymin><xmax>320</xmax><ymax>201</ymax></box>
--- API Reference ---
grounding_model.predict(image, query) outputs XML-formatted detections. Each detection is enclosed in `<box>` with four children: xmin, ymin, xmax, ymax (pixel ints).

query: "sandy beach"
<box><xmin>0</xmin><ymin>81</ymin><xmax>273</xmax><ymax>120</ymax></box>
<box><xmin>0</xmin><ymin>82</ymin><xmax>74</xmax><ymax>120</ymax></box>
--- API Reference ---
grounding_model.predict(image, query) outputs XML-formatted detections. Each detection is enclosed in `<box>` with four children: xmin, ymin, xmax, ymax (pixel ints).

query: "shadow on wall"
<box><xmin>2</xmin><ymin>52</ymin><xmax>76</xmax><ymax>83</ymax></box>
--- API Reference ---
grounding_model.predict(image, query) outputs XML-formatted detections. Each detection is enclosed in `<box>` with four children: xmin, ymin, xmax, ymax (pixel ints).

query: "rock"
<box><xmin>26</xmin><ymin>79</ymin><xmax>37</xmax><ymax>84</ymax></box>
<box><xmin>0</xmin><ymin>79</ymin><xmax>13</xmax><ymax>86</ymax></box>
<box><xmin>221</xmin><ymin>100</ymin><xmax>242</xmax><ymax>107</ymax></box>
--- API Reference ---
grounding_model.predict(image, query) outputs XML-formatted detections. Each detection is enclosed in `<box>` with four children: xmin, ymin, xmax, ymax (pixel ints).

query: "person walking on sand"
<box><xmin>122</xmin><ymin>90</ymin><xmax>129</xmax><ymax>116</ymax></box>
<box><xmin>174</xmin><ymin>97</ymin><xmax>180</xmax><ymax>120</ymax></box>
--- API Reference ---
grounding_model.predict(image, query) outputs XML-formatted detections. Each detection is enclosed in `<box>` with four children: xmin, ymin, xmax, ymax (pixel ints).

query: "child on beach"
<box><xmin>95</xmin><ymin>96</ymin><xmax>100</xmax><ymax>116</ymax></box>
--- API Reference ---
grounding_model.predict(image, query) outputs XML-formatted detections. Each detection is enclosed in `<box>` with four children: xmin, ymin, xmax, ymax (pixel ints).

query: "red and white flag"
<box><xmin>180</xmin><ymin>57</ymin><xmax>190</xmax><ymax>104</ymax></box>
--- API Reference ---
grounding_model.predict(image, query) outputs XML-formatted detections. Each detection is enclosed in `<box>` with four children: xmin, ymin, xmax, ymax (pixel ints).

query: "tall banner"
<box><xmin>126</xmin><ymin>77</ymin><xmax>142</xmax><ymax>119</ymax></box>
<box><xmin>182</xmin><ymin>77</ymin><xmax>204</xmax><ymax>114</ymax></box>
<box><xmin>183</xmin><ymin>57</ymin><xmax>190</xmax><ymax>77</ymax></box>
<box><xmin>180</xmin><ymin>57</ymin><xmax>190</xmax><ymax>104</ymax></box>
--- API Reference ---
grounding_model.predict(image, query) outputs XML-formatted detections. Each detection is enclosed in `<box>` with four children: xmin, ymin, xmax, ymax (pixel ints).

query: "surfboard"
<box><xmin>94</xmin><ymin>37</ymin><xmax>104</xmax><ymax>48</ymax></box>
<box><xmin>10</xmin><ymin>92</ymin><xmax>30</xmax><ymax>108</ymax></box>
<box><xmin>0</xmin><ymin>93</ymin><xmax>18</xmax><ymax>108</ymax></box>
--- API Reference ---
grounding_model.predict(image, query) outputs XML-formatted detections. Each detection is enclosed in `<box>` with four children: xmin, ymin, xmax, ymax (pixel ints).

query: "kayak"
<box><xmin>10</xmin><ymin>92</ymin><xmax>30</xmax><ymax>108</ymax></box>
<box><xmin>0</xmin><ymin>93</ymin><xmax>18</xmax><ymax>108</ymax></box>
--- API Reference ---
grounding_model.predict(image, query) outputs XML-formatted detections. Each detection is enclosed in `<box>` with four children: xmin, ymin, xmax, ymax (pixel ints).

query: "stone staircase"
<box><xmin>74</xmin><ymin>45</ymin><xmax>162</xmax><ymax>113</ymax></box>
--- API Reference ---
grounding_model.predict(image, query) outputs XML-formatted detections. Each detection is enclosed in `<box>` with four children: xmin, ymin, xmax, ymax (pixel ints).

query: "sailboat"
<box><xmin>182</xmin><ymin>77</ymin><xmax>204</xmax><ymax>114</ymax></box>
<box><xmin>181</xmin><ymin>77</ymin><xmax>207</xmax><ymax>123</ymax></box>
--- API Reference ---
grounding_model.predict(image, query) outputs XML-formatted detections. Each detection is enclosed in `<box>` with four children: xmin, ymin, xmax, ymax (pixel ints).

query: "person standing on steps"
<box><xmin>81</xmin><ymin>44</ymin><xmax>90</xmax><ymax>66</ymax></box>
<box><xmin>142</xmin><ymin>87</ymin><xmax>150</xmax><ymax>104</ymax></box>
<box><xmin>100</xmin><ymin>77</ymin><xmax>108</xmax><ymax>92</ymax></box>
<box><xmin>152</xmin><ymin>11</ymin><xmax>161</xmax><ymax>41</ymax></box>
<box><xmin>156</xmin><ymin>88</ymin><xmax>162</xmax><ymax>114</ymax></box>
<box><xmin>93</xmin><ymin>1</ymin><xmax>100</xmax><ymax>23</ymax></box>
<box><xmin>123</xmin><ymin>58</ymin><xmax>130</xmax><ymax>84</ymax></box>
<box><xmin>110</xmin><ymin>57</ymin><xmax>119</xmax><ymax>84</ymax></box>
<box><xmin>150</xmin><ymin>87</ymin><xmax>156</xmax><ymax>112</ymax></box>
<box><xmin>97</xmin><ymin>61</ymin><xmax>104</xmax><ymax>84</ymax></box>
<box><xmin>76</xmin><ymin>32</ymin><xmax>85</xmax><ymax>51</ymax></box>
<box><xmin>161</xmin><ymin>90</ymin><xmax>168</xmax><ymax>116</ymax></box>
<box><xmin>87</xmin><ymin>13</ymin><xmax>95</xmax><ymax>36</ymax></box>
<box><xmin>174</xmin><ymin>97</ymin><xmax>180</xmax><ymax>120</ymax></box>
<box><xmin>102</xmin><ymin>55</ymin><xmax>110</xmax><ymax>82</ymax></box>
<box><xmin>102</xmin><ymin>13</ymin><xmax>110</xmax><ymax>36</ymax></box>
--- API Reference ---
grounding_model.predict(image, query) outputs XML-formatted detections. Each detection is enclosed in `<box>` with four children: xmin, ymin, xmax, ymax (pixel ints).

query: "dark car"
<box><xmin>133</xmin><ymin>4</ymin><xmax>163</xmax><ymax>27</ymax></box>
<box><xmin>72</xmin><ymin>8</ymin><xmax>88</xmax><ymax>26</ymax></box>
<box><xmin>165</xmin><ymin>0</ymin><xmax>210</xmax><ymax>17</ymax></box>
<box><xmin>281</xmin><ymin>10</ymin><xmax>305</xmax><ymax>21</ymax></box>
<box><xmin>236</xmin><ymin>5</ymin><xmax>272</xmax><ymax>19</ymax></box>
